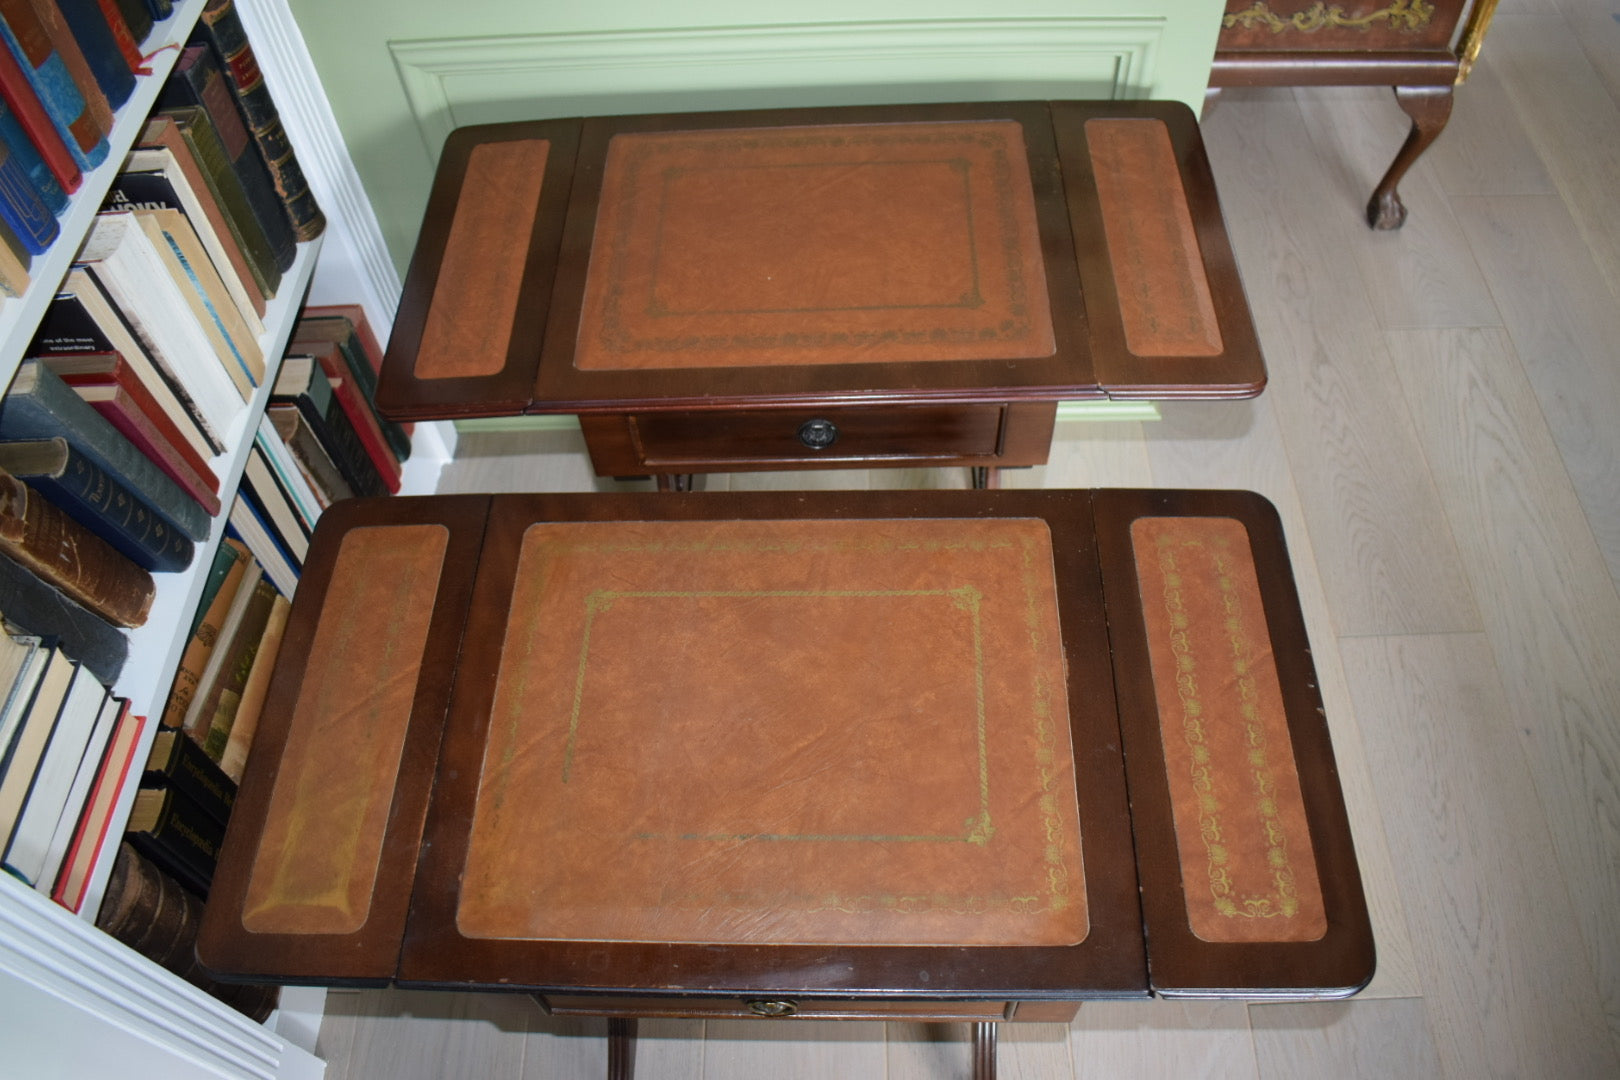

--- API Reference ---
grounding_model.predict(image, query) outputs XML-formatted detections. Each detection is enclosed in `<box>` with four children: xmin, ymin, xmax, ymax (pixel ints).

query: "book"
<box><xmin>19</xmin><ymin>0</ymin><xmax>116</xmax><ymax>134</ymax></box>
<box><xmin>54</xmin><ymin>0</ymin><xmax>135</xmax><ymax>111</ymax></box>
<box><xmin>95</xmin><ymin>842</ymin><xmax>278</xmax><ymax>1019</ymax></box>
<box><xmin>304</xmin><ymin>343</ymin><xmax>401</xmax><ymax>492</ymax></box>
<box><xmin>0</xmin><ymin>631</ymin><xmax>46</xmax><ymax>766</ymax></box>
<box><xmin>74</xmin><ymin>382</ymin><xmax>222</xmax><ymax>518</ymax></box>
<box><xmin>0</xmin><ymin>0</ymin><xmax>109</xmax><ymax>170</ymax></box>
<box><xmin>0</xmin><ymin>213</ymin><xmax>26</xmax><ymax>296</ymax></box>
<box><xmin>0</xmin><ymin>554</ymin><xmax>124</xmax><ymax>684</ymax></box>
<box><xmin>158</xmin><ymin>44</ymin><xmax>295</xmax><ymax>272</ymax></box>
<box><xmin>252</xmin><ymin>414</ymin><xmax>319</xmax><ymax>528</ymax></box>
<box><xmin>122</xmin><ymin>784</ymin><xmax>222</xmax><ymax>897</ymax></box>
<box><xmin>0</xmin><ymin>464</ymin><xmax>155</xmax><ymax>627</ymax></box>
<box><xmin>216</xmin><ymin>590</ymin><xmax>285</xmax><ymax>782</ymax></box>
<box><xmin>160</xmin><ymin>537</ymin><xmax>249</xmax><ymax>730</ymax></box>
<box><xmin>77</xmin><ymin>212</ymin><xmax>249</xmax><ymax>435</ymax></box>
<box><xmin>116</xmin><ymin>141</ymin><xmax>268</xmax><ymax>321</ymax></box>
<box><xmin>293</xmin><ymin>311</ymin><xmax>411</xmax><ymax>462</ymax></box>
<box><xmin>266</xmin><ymin>402</ymin><xmax>350</xmax><ymax>507</ymax></box>
<box><xmin>271</xmin><ymin>355</ymin><xmax>387</xmax><ymax>497</ymax></box>
<box><xmin>227</xmin><ymin>491</ymin><xmax>297</xmax><ymax>597</ymax></box>
<box><xmin>193</xmin><ymin>0</ymin><xmax>324</xmax><ymax>240</ymax></box>
<box><xmin>49</xmin><ymin>699</ymin><xmax>140</xmax><ymax>911</ymax></box>
<box><xmin>26</xmin><ymin>680</ymin><xmax>120</xmax><ymax>893</ymax></box>
<box><xmin>40</xmin><ymin>349</ymin><xmax>220</xmax><ymax>496</ymax></box>
<box><xmin>141</xmin><ymin>725</ymin><xmax>235</xmax><ymax>826</ymax></box>
<box><xmin>31</xmin><ymin>268</ymin><xmax>224</xmax><ymax>454</ymax></box>
<box><xmin>0</xmin><ymin>94</ymin><xmax>65</xmax><ymax>212</ymax></box>
<box><xmin>0</xmin><ymin>113</ymin><xmax>57</xmax><ymax>253</ymax></box>
<box><xmin>241</xmin><ymin>444</ymin><xmax>309</xmax><ymax>557</ymax></box>
<box><xmin>133</xmin><ymin>207</ymin><xmax>263</xmax><ymax>397</ymax></box>
<box><xmin>0</xmin><ymin>645</ymin><xmax>74</xmax><ymax>852</ymax></box>
<box><xmin>0</xmin><ymin>361</ymin><xmax>211</xmax><ymax>542</ymax></box>
<box><xmin>178</xmin><ymin>558</ymin><xmax>269</xmax><ymax>748</ymax></box>
<box><xmin>91</xmin><ymin>0</ymin><xmax>143</xmax><ymax>70</ymax></box>
<box><xmin>188</xmin><ymin>531</ymin><xmax>240</xmax><ymax>637</ymax></box>
<box><xmin>0</xmin><ymin>437</ymin><xmax>194</xmax><ymax>573</ymax></box>
<box><xmin>197</xmin><ymin>575</ymin><xmax>277</xmax><ymax>760</ymax></box>
<box><xmin>0</xmin><ymin>627</ymin><xmax>40</xmax><ymax>727</ymax></box>
<box><xmin>0</xmin><ymin>10</ymin><xmax>79</xmax><ymax>191</ymax></box>
<box><xmin>109</xmin><ymin>0</ymin><xmax>152</xmax><ymax>50</ymax></box>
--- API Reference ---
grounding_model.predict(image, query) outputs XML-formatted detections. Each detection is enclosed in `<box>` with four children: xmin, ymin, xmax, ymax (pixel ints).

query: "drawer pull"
<box><xmin>746</xmin><ymin>999</ymin><xmax>799</xmax><ymax>1017</ymax></box>
<box><xmin>797</xmin><ymin>418</ymin><xmax>839</xmax><ymax>449</ymax></box>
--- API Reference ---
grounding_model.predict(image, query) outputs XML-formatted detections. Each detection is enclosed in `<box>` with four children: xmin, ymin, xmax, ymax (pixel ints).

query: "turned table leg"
<box><xmin>607</xmin><ymin>1017</ymin><xmax>637</xmax><ymax>1080</ymax></box>
<box><xmin>1367</xmin><ymin>84</ymin><xmax>1455</xmax><ymax>230</ymax></box>
<box><xmin>970</xmin><ymin>466</ymin><xmax>1002</xmax><ymax>490</ymax></box>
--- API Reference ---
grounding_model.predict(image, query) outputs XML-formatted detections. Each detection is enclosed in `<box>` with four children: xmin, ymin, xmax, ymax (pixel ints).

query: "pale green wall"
<box><xmin>288</xmin><ymin>0</ymin><xmax>1227</xmax><ymax>272</ymax></box>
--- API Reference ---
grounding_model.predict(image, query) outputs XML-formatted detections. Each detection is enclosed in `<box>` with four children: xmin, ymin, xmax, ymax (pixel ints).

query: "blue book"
<box><xmin>0</xmin><ymin>127</ymin><xmax>56</xmax><ymax>253</ymax></box>
<box><xmin>53</xmin><ymin>0</ymin><xmax>134</xmax><ymax>111</ymax></box>
<box><xmin>0</xmin><ymin>556</ymin><xmax>125</xmax><ymax>686</ymax></box>
<box><xmin>0</xmin><ymin>361</ymin><xmax>209</xmax><ymax>542</ymax></box>
<box><xmin>0</xmin><ymin>98</ymin><xmax>64</xmax><ymax>212</ymax></box>
<box><xmin>0</xmin><ymin>13</ymin><xmax>108</xmax><ymax>171</ymax></box>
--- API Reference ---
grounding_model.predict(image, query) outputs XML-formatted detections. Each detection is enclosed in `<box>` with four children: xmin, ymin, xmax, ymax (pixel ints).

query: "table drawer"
<box><xmin>580</xmin><ymin>402</ymin><xmax>1056</xmax><ymax>474</ymax></box>
<box><xmin>539</xmin><ymin>994</ymin><xmax>1055</xmax><ymax>1023</ymax></box>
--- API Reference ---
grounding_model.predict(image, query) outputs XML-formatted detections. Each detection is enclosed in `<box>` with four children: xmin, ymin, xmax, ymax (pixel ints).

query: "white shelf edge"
<box><xmin>0</xmin><ymin>0</ymin><xmax>211</xmax><ymax>388</ymax></box>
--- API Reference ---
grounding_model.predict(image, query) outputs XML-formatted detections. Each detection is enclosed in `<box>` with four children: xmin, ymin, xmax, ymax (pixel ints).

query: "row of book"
<box><xmin>0</xmin><ymin>0</ymin><xmax>323</xmax><ymax>300</ymax></box>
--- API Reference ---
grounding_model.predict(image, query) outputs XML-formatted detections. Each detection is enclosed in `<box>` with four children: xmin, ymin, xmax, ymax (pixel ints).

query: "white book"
<box><xmin>33</xmin><ymin>692</ymin><xmax>124</xmax><ymax>895</ymax></box>
<box><xmin>75</xmin><ymin>213</ymin><xmax>246</xmax><ymax>442</ymax></box>
<box><xmin>136</xmin><ymin>209</ymin><xmax>264</xmax><ymax>396</ymax></box>
<box><xmin>2</xmin><ymin>663</ymin><xmax>107</xmax><ymax>886</ymax></box>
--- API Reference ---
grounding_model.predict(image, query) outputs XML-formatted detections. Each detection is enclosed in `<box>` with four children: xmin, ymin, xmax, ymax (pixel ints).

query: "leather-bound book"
<box><xmin>0</xmin><ymin>0</ymin><xmax>109</xmax><ymax>170</ymax></box>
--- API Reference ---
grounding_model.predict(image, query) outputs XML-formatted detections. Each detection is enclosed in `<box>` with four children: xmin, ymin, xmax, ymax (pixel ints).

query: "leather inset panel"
<box><xmin>241</xmin><ymin>524</ymin><xmax>448</xmax><ymax>934</ymax></box>
<box><xmin>1086</xmin><ymin>118</ymin><xmax>1222</xmax><ymax>359</ymax></box>
<box><xmin>415</xmin><ymin>139</ymin><xmax>550</xmax><ymax>379</ymax></box>
<box><xmin>574</xmin><ymin>121</ymin><xmax>1055</xmax><ymax>370</ymax></box>
<box><xmin>1130</xmin><ymin>516</ymin><xmax>1325</xmax><ymax>943</ymax></box>
<box><xmin>456</xmin><ymin>517</ymin><xmax>1085</xmax><ymax>946</ymax></box>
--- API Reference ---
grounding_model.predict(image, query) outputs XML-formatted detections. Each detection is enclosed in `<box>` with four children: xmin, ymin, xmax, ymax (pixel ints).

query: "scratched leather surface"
<box><xmin>1130</xmin><ymin>516</ymin><xmax>1326</xmax><ymax>943</ymax></box>
<box><xmin>573</xmin><ymin>121</ymin><xmax>1056</xmax><ymax>371</ymax></box>
<box><xmin>456</xmin><ymin>517</ymin><xmax>1087</xmax><ymax>946</ymax></box>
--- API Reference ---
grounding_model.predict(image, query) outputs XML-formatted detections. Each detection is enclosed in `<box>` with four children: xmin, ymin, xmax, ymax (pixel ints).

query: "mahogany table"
<box><xmin>197</xmin><ymin>489</ymin><xmax>1373</xmax><ymax>1079</ymax></box>
<box><xmin>374</xmin><ymin>101</ymin><xmax>1266</xmax><ymax>488</ymax></box>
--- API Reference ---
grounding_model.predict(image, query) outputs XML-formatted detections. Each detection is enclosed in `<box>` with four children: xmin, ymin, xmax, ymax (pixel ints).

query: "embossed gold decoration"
<box><xmin>1222</xmin><ymin>0</ymin><xmax>1436</xmax><ymax>34</ymax></box>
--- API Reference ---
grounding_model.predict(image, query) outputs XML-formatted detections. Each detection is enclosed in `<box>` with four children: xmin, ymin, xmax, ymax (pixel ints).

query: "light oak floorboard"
<box><xmin>1424</xmin><ymin>58</ymin><xmax>1558</xmax><ymax>198</ymax></box>
<box><xmin>1551</xmin><ymin>0</ymin><xmax>1620</xmax><ymax>108</ymax></box>
<box><xmin>1386</xmin><ymin>326</ymin><xmax>1620</xmax><ymax>1042</ymax></box>
<box><xmin>1066</xmin><ymin>1001</ymin><xmax>1259</xmax><ymax>1079</ymax></box>
<box><xmin>699</xmin><ymin>1019</ymin><xmax>888</xmax><ymax>1079</ymax></box>
<box><xmin>1199</xmin><ymin>89</ymin><xmax>1479</xmax><ymax>637</ymax></box>
<box><xmin>1340</xmin><ymin>633</ymin><xmax>1620</xmax><ymax>1079</ymax></box>
<box><xmin>887</xmin><ymin>1022</ymin><xmax>1073</xmax><ymax>1080</ymax></box>
<box><xmin>319</xmin><ymin>989</ymin><xmax>530</xmax><ymax>1079</ymax></box>
<box><xmin>1249</xmin><ymin>998</ymin><xmax>1443</xmax><ymax>1080</ymax></box>
<box><xmin>1449</xmin><ymin>195</ymin><xmax>1620</xmax><ymax>591</ymax></box>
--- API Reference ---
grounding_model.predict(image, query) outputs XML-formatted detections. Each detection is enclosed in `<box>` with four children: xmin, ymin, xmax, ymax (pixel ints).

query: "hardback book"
<box><xmin>0</xmin><ymin>214</ymin><xmax>27</xmax><ymax>296</ymax></box>
<box><xmin>53</xmin><ymin>0</ymin><xmax>135</xmax><ymax>111</ymax></box>
<box><xmin>76</xmin><ymin>212</ymin><xmax>249</xmax><ymax>438</ymax></box>
<box><xmin>23</xmin><ymin>683</ymin><xmax>121</xmax><ymax>891</ymax></box>
<box><xmin>0</xmin><ymin>15</ymin><xmax>80</xmax><ymax>191</ymax></box>
<box><xmin>0</xmin><ymin>437</ymin><xmax>194</xmax><ymax>573</ymax></box>
<box><xmin>136</xmin><ymin>109</ymin><xmax>280</xmax><ymax>302</ymax></box>
<box><xmin>0</xmin><ymin>645</ymin><xmax>75</xmax><ymax>852</ymax></box>
<box><xmin>117</xmin><ymin>140</ymin><xmax>269</xmax><ymax>319</ymax></box>
<box><xmin>270</xmin><ymin>356</ymin><xmax>387</xmax><ymax>498</ymax></box>
<box><xmin>16</xmin><ymin>0</ymin><xmax>117</xmax><ymax>134</ymax></box>
<box><xmin>241</xmin><ymin>444</ymin><xmax>310</xmax><ymax>555</ymax></box>
<box><xmin>158</xmin><ymin>44</ymin><xmax>295</xmax><ymax>272</ymax></box>
<box><xmin>31</xmin><ymin>268</ymin><xmax>224</xmax><ymax>455</ymax></box>
<box><xmin>193</xmin><ymin>0</ymin><xmax>324</xmax><ymax>240</ymax></box>
<box><xmin>95</xmin><ymin>842</ymin><xmax>278</xmax><ymax>1019</ymax></box>
<box><xmin>0</xmin><ymin>121</ymin><xmax>57</xmax><ymax>253</ymax></box>
<box><xmin>303</xmin><ymin>342</ymin><xmax>402</xmax><ymax>493</ymax></box>
<box><xmin>293</xmin><ymin>312</ymin><xmax>410</xmax><ymax>462</ymax></box>
<box><xmin>122</xmin><ymin>784</ymin><xmax>222</xmax><ymax>897</ymax></box>
<box><xmin>0</xmin><ymin>360</ymin><xmax>210</xmax><ymax>542</ymax></box>
<box><xmin>90</xmin><ymin>0</ymin><xmax>143</xmax><ymax>69</ymax></box>
<box><xmin>2</xmin><ymin>659</ymin><xmax>107</xmax><ymax>885</ymax></box>
<box><xmin>178</xmin><ymin>558</ymin><xmax>270</xmax><ymax>749</ymax></box>
<box><xmin>111</xmin><ymin>1</ymin><xmax>153</xmax><ymax>49</ymax></box>
<box><xmin>133</xmin><ymin>207</ymin><xmax>263</xmax><ymax>396</ymax></box>
<box><xmin>216</xmin><ymin>590</ymin><xmax>285</xmax><ymax>783</ymax></box>
<box><xmin>39</xmin><ymin>349</ymin><xmax>220</xmax><ymax>495</ymax></box>
<box><xmin>160</xmin><ymin>537</ymin><xmax>249</xmax><ymax>731</ymax></box>
<box><xmin>266</xmin><ymin>402</ymin><xmax>350</xmax><ymax>507</ymax></box>
<box><xmin>250</xmin><ymin>421</ymin><xmax>318</xmax><ymax>531</ymax></box>
<box><xmin>0</xmin><ymin>631</ymin><xmax>45</xmax><ymax>763</ymax></box>
<box><xmin>0</xmin><ymin>553</ymin><xmax>126</xmax><ymax>684</ymax></box>
<box><xmin>0</xmin><ymin>464</ymin><xmax>155</xmax><ymax>628</ymax></box>
<box><xmin>0</xmin><ymin>0</ymin><xmax>109</xmax><ymax>170</ymax></box>
<box><xmin>142</xmin><ymin>726</ymin><xmax>236</xmax><ymax>826</ymax></box>
<box><xmin>196</xmin><ymin>576</ymin><xmax>278</xmax><ymax>760</ymax></box>
<box><xmin>74</xmin><ymin>382</ymin><xmax>223</xmax><ymax>518</ymax></box>
<box><xmin>0</xmin><ymin>95</ymin><xmax>65</xmax><ymax>212</ymax></box>
<box><xmin>226</xmin><ymin>493</ymin><xmax>296</xmax><ymax>597</ymax></box>
<box><xmin>49</xmin><ymin>697</ymin><xmax>141</xmax><ymax>911</ymax></box>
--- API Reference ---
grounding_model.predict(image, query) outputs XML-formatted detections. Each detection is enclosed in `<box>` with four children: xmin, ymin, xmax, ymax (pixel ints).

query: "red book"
<box><xmin>0</xmin><ymin>10</ymin><xmax>82</xmax><ymax>192</ymax></box>
<box><xmin>77</xmin><ymin>382</ymin><xmax>224</xmax><ymax>516</ymax></box>
<box><xmin>52</xmin><ymin>705</ymin><xmax>145</xmax><ymax>913</ymax></box>
<box><xmin>92</xmin><ymin>0</ymin><xmax>143</xmax><ymax>71</ymax></box>
<box><xmin>297</xmin><ymin>303</ymin><xmax>413</xmax><ymax>439</ymax></box>
<box><xmin>307</xmin><ymin>341</ymin><xmax>401</xmax><ymax>493</ymax></box>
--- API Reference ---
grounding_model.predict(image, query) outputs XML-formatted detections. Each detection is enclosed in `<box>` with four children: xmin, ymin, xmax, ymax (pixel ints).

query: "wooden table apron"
<box><xmin>197</xmin><ymin>490</ymin><xmax>1373</xmax><ymax>1008</ymax></box>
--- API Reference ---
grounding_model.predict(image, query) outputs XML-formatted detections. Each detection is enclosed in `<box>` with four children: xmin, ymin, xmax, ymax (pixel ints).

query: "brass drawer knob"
<box><xmin>797</xmin><ymin>418</ymin><xmax>838</xmax><ymax>449</ymax></box>
<box><xmin>746</xmin><ymin>999</ymin><xmax>799</xmax><ymax>1017</ymax></box>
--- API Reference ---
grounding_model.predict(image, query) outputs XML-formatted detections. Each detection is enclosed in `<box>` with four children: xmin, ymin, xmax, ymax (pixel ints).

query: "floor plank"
<box><xmin>1067</xmin><ymin>1001</ymin><xmax>1259</xmax><ymax>1079</ymax></box>
<box><xmin>1249</xmin><ymin>998</ymin><xmax>1443</xmax><ymax>1080</ymax></box>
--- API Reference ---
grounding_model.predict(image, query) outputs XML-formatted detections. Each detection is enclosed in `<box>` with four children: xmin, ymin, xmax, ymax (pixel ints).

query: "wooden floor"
<box><xmin>313</xmin><ymin>6</ymin><xmax>1620</xmax><ymax>1076</ymax></box>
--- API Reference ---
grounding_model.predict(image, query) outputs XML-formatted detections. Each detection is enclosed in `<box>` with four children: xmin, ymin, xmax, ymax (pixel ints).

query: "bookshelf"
<box><xmin>0</xmin><ymin>2</ymin><xmax>329</xmax><ymax>1076</ymax></box>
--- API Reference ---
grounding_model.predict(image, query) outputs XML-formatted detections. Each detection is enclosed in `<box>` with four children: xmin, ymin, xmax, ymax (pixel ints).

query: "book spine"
<box><xmin>159</xmin><ymin>110</ymin><xmax>281</xmax><ymax>298</ymax></box>
<box><xmin>123</xmin><ymin>787</ymin><xmax>222</xmax><ymax>897</ymax></box>
<box><xmin>51</xmin><ymin>703</ymin><xmax>142</xmax><ymax>911</ymax></box>
<box><xmin>268</xmin><ymin>403</ymin><xmax>351</xmax><ymax>505</ymax></box>
<box><xmin>0</xmin><ymin>437</ymin><xmax>193</xmax><ymax>572</ymax></box>
<box><xmin>0</xmin><ymin>362</ymin><xmax>211</xmax><ymax>542</ymax></box>
<box><xmin>0</xmin><ymin>1</ymin><xmax>108</xmax><ymax>169</ymax></box>
<box><xmin>276</xmin><ymin>370</ymin><xmax>387</xmax><ymax>498</ymax></box>
<box><xmin>112</xmin><ymin>1</ymin><xmax>152</xmax><ymax>49</ymax></box>
<box><xmin>53</xmin><ymin>0</ymin><xmax>135</xmax><ymax>110</ymax></box>
<box><xmin>90</xmin><ymin>0</ymin><xmax>142</xmax><ymax>70</ymax></box>
<box><xmin>314</xmin><ymin>355</ymin><xmax>400</xmax><ymax>493</ymax></box>
<box><xmin>216</xmin><ymin>591</ymin><xmax>285</xmax><ymax>782</ymax></box>
<box><xmin>0</xmin><ymin>96</ymin><xmax>64</xmax><ymax>210</ymax></box>
<box><xmin>199</xmin><ymin>576</ymin><xmax>276</xmax><ymax>758</ymax></box>
<box><xmin>0</xmin><ymin>466</ymin><xmax>155</xmax><ymax>627</ymax></box>
<box><xmin>0</xmin><ymin>552</ymin><xmax>126</xmax><ymax>684</ymax></box>
<box><xmin>0</xmin><ymin>11</ymin><xmax>80</xmax><ymax>190</ymax></box>
<box><xmin>160</xmin><ymin>539</ymin><xmax>248</xmax><ymax>729</ymax></box>
<box><xmin>83</xmin><ymin>385</ymin><xmax>223</xmax><ymax>518</ymax></box>
<box><xmin>142</xmin><ymin>727</ymin><xmax>236</xmax><ymax>826</ymax></box>
<box><xmin>0</xmin><ymin>127</ymin><xmax>57</xmax><ymax>253</ymax></box>
<box><xmin>195</xmin><ymin>0</ymin><xmax>323</xmax><ymax>240</ymax></box>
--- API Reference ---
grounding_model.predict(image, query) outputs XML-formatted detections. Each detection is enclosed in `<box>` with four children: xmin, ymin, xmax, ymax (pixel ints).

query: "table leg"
<box><xmin>656</xmin><ymin>474</ymin><xmax>695</xmax><ymax>492</ymax></box>
<box><xmin>971</xmin><ymin>1021</ymin><xmax>998</xmax><ymax>1080</ymax></box>
<box><xmin>1366</xmin><ymin>84</ymin><xmax>1454</xmax><ymax>230</ymax></box>
<box><xmin>970</xmin><ymin>466</ymin><xmax>1001</xmax><ymax>490</ymax></box>
<box><xmin>607</xmin><ymin>1017</ymin><xmax>637</xmax><ymax>1080</ymax></box>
